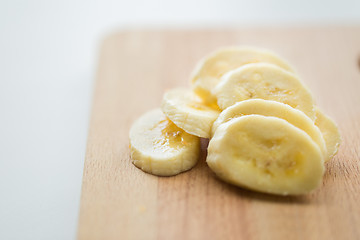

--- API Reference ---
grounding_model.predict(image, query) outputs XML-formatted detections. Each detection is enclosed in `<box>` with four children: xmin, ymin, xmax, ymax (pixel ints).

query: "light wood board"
<box><xmin>78</xmin><ymin>27</ymin><xmax>360</xmax><ymax>240</ymax></box>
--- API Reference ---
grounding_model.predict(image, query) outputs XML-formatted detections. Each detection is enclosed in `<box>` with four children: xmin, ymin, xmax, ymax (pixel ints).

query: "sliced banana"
<box><xmin>207</xmin><ymin>115</ymin><xmax>324</xmax><ymax>195</ymax></box>
<box><xmin>191</xmin><ymin>47</ymin><xmax>294</xmax><ymax>103</ymax></box>
<box><xmin>129</xmin><ymin>109</ymin><xmax>200</xmax><ymax>176</ymax></box>
<box><xmin>161</xmin><ymin>88</ymin><xmax>220</xmax><ymax>138</ymax></box>
<box><xmin>315</xmin><ymin>107</ymin><xmax>341</xmax><ymax>160</ymax></box>
<box><xmin>211</xmin><ymin>99</ymin><xmax>327</xmax><ymax>159</ymax></box>
<box><xmin>214</xmin><ymin>63</ymin><xmax>315</xmax><ymax>120</ymax></box>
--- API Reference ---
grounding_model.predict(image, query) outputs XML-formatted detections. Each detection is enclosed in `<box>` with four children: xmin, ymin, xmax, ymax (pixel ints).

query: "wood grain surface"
<box><xmin>77</xmin><ymin>27</ymin><xmax>360</xmax><ymax>240</ymax></box>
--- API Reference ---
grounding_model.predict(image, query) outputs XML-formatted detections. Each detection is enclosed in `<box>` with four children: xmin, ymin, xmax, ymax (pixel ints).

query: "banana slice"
<box><xmin>214</xmin><ymin>63</ymin><xmax>315</xmax><ymax>120</ymax></box>
<box><xmin>161</xmin><ymin>88</ymin><xmax>220</xmax><ymax>138</ymax></box>
<box><xmin>315</xmin><ymin>107</ymin><xmax>341</xmax><ymax>160</ymax></box>
<box><xmin>191</xmin><ymin>47</ymin><xmax>294</xmax><ymax>103</ymax></box>
<box><xmin>211</xmin><ymin>99</ymin><xmax>327</xmax><ymax>159</ymax></box>
<box><xmin>207</xmin><ymin>115</ymin><xmax>324</xmax><ymax>195</ymax></box>
<box><xmin>129</xmin><ymin>109</ymin><xmax>200</xmax><ymax>176</ymax></box>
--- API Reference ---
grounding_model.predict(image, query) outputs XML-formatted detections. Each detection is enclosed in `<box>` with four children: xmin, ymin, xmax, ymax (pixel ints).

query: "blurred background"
<box><xmin>0</xmin><ymin>0</ymin><xmax>359</xmax><ymax>239</ymax></box>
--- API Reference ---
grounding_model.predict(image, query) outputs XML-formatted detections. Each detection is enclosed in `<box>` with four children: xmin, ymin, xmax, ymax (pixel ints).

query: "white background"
<box><xmin>0</xmin><ymin>0</ymin><xmax>359</xmax><ymax>239</ymax></box>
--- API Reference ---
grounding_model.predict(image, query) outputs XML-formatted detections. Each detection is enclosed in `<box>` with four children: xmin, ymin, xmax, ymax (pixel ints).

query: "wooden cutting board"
<box><xmin>77</xmin><ymin>27</ymin><xmax>360</xmax><ymax>240</ymax></box>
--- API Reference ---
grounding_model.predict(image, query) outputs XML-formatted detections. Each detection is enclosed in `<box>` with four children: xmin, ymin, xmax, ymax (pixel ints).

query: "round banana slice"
<box><xmin>211</xmin><ymin>99</ymin><xmax>327</xmax><ymax>159</ymax></box>
<box><xmin>191</xmin><ymin>47</ymin><xmax>294</xmax><ymax>103</ymax></box>
<box><xmin>161</xmin><ymin>88</ymin><xmax>220</xmax><ymax>138</ymax></box>
<box><xmin>214</xmin><ymin>63</ymin><xmax>315</xmax><ymax>120</ymax></box>
<box><xmin>315</xmin><ymin>107</ymin><xmax>341</xmax><ymax>160</ymax></box>
<box><xmin>129</xmin><ymin>109</ymin><xmax>200</xmax><ymax>176</ymax></box>
<box><xmin>207</xmin><ymin>115</ymin><xmax>324</xmax><ymax>195</ymax></box>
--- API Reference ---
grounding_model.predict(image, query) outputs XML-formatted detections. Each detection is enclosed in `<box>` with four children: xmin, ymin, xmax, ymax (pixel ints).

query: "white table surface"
<box><xmin>0</xmin><ymin>0</ymin><xmax>359</xmax><ymax>239</ymax></box>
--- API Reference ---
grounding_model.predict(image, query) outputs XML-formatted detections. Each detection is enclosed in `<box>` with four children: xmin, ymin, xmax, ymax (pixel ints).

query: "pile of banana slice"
<box><xmin>129</xmin><ymin>47</ymin><xmax>341</xmax><ymax>196</ymax></box>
